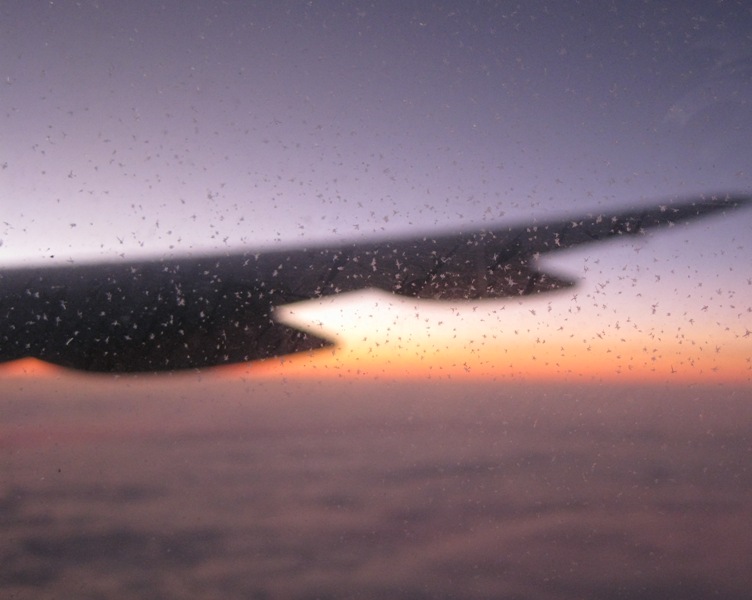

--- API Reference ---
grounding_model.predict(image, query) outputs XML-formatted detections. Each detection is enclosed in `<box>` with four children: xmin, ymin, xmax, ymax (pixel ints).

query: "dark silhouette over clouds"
<box><xmin>1</xmin><ymin>194</ymin><xmax>747</xmax><ymax>372</ymax></box>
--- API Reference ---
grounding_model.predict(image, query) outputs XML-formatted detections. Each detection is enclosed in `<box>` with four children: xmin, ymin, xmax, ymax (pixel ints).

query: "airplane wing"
<box><xmin>0</xmin><ymin>193</ymin><xmax>748</xmax><ymax>372</ymax></box>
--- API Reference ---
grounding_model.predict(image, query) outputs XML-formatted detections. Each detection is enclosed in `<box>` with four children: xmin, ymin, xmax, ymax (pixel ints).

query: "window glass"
<box><xmin>2</xmin><ymin>2</ymin><xmax>751</xmax><ymax>597</ymax></box>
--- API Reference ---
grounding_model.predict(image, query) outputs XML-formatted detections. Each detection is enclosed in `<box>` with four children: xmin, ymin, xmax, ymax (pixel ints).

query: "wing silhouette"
<box><xmin>1</xmin><ymin>193</ymin><xmax>748</xmax><ymax>372</ymax></box>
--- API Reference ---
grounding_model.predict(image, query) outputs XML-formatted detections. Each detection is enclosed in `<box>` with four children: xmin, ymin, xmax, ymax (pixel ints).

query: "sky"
<box><xmin>1</xmin><ymin>0</ymin><xmax>751</xmax><ymax>381</ymax></box>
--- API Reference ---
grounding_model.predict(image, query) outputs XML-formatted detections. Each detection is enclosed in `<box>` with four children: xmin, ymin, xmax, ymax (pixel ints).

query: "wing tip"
<box><xmin>696</xmin><ymin>192</ymin><xmax>752</xmax><ymax>210</ymax></box>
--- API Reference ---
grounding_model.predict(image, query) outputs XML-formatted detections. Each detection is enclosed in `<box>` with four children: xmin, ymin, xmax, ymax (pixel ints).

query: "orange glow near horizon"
<box><xmin>223</xmin><ymin>289</ymin><xmax>751</xmax><ymax>384</ymax></box>
<box><xmin>0</xmin><ymin>357</ymin><xmax>68</xmax><ymax>378</ymax></box>
<box><xmin>0</xmin><ymin>337</ymin><xmax>749</xmax><ymax>384</ymax></box>
<box><xmin>215</xmin><ymin>337</ymin><xmax>752</xmax><ymax>384</ymax></box>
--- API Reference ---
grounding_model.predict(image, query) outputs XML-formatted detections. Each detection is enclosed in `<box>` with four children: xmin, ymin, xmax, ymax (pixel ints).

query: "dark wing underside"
<box><xmin>0</xmin><ymin>259</ymin><xmax>334</xmax><ymax>372</ymax></box>
<box><xmin>0</xmin><ymin>193</ymin><xmax>748</xmax><ymax>372</ymax></box>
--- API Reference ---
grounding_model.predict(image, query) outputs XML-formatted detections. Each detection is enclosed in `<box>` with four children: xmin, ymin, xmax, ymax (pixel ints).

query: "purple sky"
<box><xmin>2</xmin><ymin>1</ymin><xmax>750</xmax><ymax>260</ymax></box>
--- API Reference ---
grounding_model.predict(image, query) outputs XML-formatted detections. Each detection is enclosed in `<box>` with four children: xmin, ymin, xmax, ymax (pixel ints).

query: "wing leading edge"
<box><xmin>0</xmin><ymin>193</ymin><xmax>748</xmax><ymax>372</ymax></box>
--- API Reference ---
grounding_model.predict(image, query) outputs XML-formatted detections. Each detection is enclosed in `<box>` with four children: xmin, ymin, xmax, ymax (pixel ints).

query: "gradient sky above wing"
<box><xmin>1</xmin><ymin>1</ymin><xmax>750</xmax><ymax>380</ymax></box>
